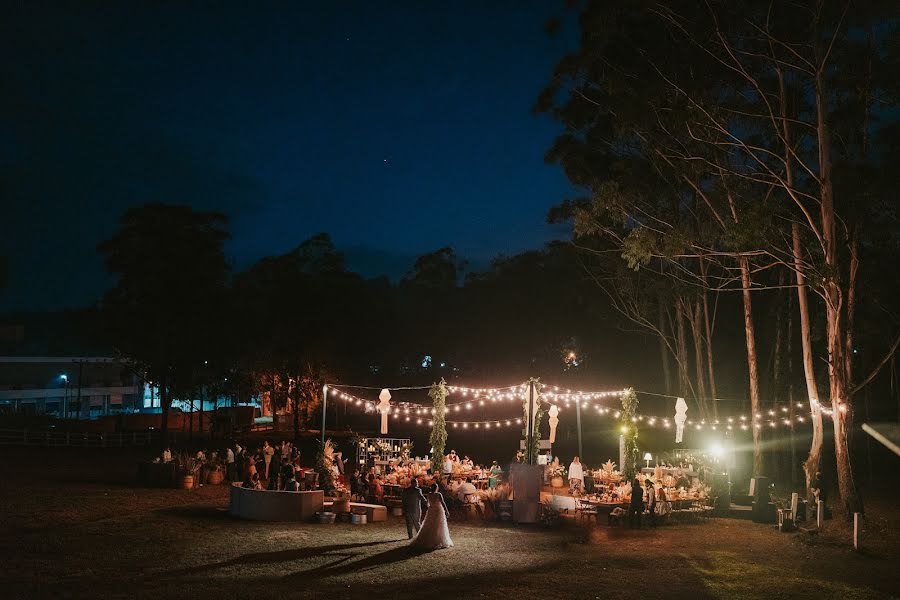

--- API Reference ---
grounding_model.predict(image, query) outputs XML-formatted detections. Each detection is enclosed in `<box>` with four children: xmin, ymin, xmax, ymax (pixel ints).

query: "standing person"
<box><xmin>656</xmin><ymin>486</ymin><xmax>672</xmax><ymax>521</ymax></box>
<box><xmin>225</xmin><ymin>445</ymin><xmax>235</xmax><ymax>482</ymax></box>
<box><xmin>488</xmin><ymin>461</ymin><xmax>502</xmax><ymax>489</ymax></box>
<box><xmin>262</xmin><ymin>441</ymin><xmax>274</xmax><ymax>480</ymax></box>
<box><xmin>442</xmin><ymin>454</ymin><xmax>454</xmax><ymax>479</ymax></box>
<box><xmin>645</xmin><ymin>479</ymin><xmax>657</xmax><ymax>527</ymax></box>
<box><xmin>411</xmin><ymin>483</ymin><xmax>453</xmax><ymax>551</ymax></box>
<box><xmin>267</xmin><ymin>454</ymin><xmax>283</xmax><ymax>490</ymax></box>
<box><xmin>402</xmin><ymin>478</ymin><xmax>428</xmax><ymax>539</ymax></box>
<box><xmin>568</xmin><ymin>456</ymin><xmax>584</xmax><ymax>494</ymax></box>
<box><xmin>628</xmin><ymin>478</ymin><xmax>644</xmax><ymax>528</ymax></box>
<box><xmin>282</xmin><ymin>466</ymin><xmax>300</xmax><ymax>492</ymax></box>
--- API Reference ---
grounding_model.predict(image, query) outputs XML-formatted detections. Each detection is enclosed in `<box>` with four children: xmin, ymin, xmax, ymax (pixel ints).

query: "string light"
<box><xmin>331</xmin><ymin>382</ymin><xmax>841</xmax><ymax>433</ymax></box>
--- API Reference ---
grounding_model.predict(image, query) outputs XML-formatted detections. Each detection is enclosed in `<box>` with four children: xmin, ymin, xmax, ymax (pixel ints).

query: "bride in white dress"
<box><xmin>411</xmin><ymin>483</ymin><xmax>453</xmax><ymax>550</ymax></box>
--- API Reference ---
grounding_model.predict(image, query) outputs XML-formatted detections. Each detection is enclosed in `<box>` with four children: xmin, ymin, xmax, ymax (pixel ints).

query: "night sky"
<box><xmin>1</xmin><ymin>2</ymin><xmax>577</xmax><ymax>311</ymax></box>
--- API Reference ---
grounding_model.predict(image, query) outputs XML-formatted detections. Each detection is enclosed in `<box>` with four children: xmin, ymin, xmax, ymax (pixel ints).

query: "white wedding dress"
<box><xmin>411</xmin><ymin>493</ymin><xmax>454</xmax><ymax>550</ymax></box>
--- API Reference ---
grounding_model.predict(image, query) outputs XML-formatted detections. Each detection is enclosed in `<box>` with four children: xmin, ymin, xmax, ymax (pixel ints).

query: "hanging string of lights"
<box><xmin>331</xmin><ymin>385</ymin><xmax>827</xmax><ymax>431</ymax></box>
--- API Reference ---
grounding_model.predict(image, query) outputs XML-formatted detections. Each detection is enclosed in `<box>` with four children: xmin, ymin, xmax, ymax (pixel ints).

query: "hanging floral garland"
<box><xmin>428</xmin><ymin>378</ymin><xmax>448</xmax><ymax>473</ymax></box>
<box><xmin>522</xmin><ymin>378</ymin><xmax>544</xmax><ymax>464</ymax></box>
<box><xmin>620</xmin><ymin>387</ymin><xmax>639</xmax><ymax>480</ymax></box>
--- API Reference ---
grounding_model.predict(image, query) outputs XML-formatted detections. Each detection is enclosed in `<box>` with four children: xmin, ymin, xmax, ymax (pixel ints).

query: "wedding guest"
<box><xmin>368</xmin><ymin>474</ymin><xmax>384</xmax><ymax>503</ymax></box>
<box><xmin>656</xmin><ymin>486</ymin><xmax>672</xmax><ymax>519</ymax></box>
<box><xmin>442</xmin><ymin>454</ymin><xmax>454</xmax><ymax>478</ymax></box>
<box><xmin>568</xmin><ymin>456</ymin><xmax>584</xmax><ymax>493</ymax></box>
<box><xmin>461</xmin><ymin>455</ymin><xmax>473</xmax><ymax>468</ymax></box>
<box><xmin>282</xmin><ymin>467</ymin><xmax>300</xmax><ymax>492</ymax></box>
<box><xmin>489</xmin><ymin>461</ymin><xmax>502</xmax><ymax>489</ymax></box>
<box><xmin>242</xmin><ymin>469</ymin><xmax>261</xmax><ymax>489</ymax></box>
<box><xmin>628</xmin><ymin>478</ymin><xmax>644</xmax><ymax>528</ymax></box>
<box><xmin>645</xmin><ymin>479</ymin><xmax>657</xmax><ymax>527</ymax></box>
<box><xmin>262</xmin><ymin>441</ymin><xmax>275</xmax><ymax>479</ymax></box>
<box><xmin>456</xmin><ymin>477</ymin><xmax>477</xmax><ymax>503</ymax></box>
<box><xmin>225</xmin><ymin>445</ymin><xmax>235</xmax><ymax>481</ymax></box>
<box><xmin>161</xmin><ymin>447</ymin><xmax>172</xmax><ymax>463</ymax></box>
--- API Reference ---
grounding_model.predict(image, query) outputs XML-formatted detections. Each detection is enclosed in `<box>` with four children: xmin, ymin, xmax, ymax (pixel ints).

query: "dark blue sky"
<box><xmin>1</xmin><ymin>2</ymin><xmax>578</xmax><ymax>311</ymax></box>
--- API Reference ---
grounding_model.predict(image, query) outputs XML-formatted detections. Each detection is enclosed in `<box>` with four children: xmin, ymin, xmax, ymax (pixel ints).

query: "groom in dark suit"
<box><xmin>402</xmin><ymin>478</ymin><xmax>428</xmax><ymax>539</ymax></box>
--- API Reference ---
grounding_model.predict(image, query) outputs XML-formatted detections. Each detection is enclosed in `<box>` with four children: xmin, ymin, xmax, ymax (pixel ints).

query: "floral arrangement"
<box><xmin>550</xmin><ymin>464</ymin><xmax>568</xmax><ymax>479</ymax></box>
<box><xmin>476</xmin><ymin>484</ymin><xmax>510</xmax><ymax>520</ymax></box>
<box><xmin>316</xmin><ymin>438</ymin><xmax>337</xmax><ymax>493</ymax></box>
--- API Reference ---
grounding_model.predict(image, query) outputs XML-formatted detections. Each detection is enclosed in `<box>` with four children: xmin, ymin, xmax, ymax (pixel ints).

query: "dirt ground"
<box><xmin>0</xmin><ymin>448</ymin><xmax>897</xmax><ymax>600</ymax></box>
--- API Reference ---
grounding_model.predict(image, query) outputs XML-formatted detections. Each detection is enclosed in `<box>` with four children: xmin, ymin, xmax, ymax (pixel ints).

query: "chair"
<box><xmin>576</xmin><ymin>499</ymin><xmax>598</xmax><ymax>524</ymax></box>
<box><xmin>304</xmin><ymin>471</ymin><xmax>319</xmax><ymax>491</ymax></box>
<box><xmin>702</xmin><ymin>496</ymin><xmax>717</xmax><ymax>521</ymax></box>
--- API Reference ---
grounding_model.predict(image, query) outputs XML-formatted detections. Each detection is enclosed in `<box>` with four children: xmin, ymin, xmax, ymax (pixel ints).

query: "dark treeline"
<box><xmin>95</xmin><ymin>204</ymin><xmax>660</xmax><ymax>439</ymax></box>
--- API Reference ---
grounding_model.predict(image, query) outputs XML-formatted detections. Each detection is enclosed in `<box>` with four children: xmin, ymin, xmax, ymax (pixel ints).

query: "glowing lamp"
<box><xmin>643</xmin><ymin>452</ymin><xmax>653</xmax><ymax>468</ymax></box>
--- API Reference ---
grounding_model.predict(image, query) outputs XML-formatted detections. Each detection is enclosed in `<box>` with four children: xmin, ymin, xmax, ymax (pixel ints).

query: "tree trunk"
<box><xmin>699</xmin><ymin>259</ymin><xmax>718</xmax><ymax>418</ymax></box>
<box><xmin>689</xmin><ymin>297</ymin><xmax>708</xmax><ymax>417</ymax></box>
<box><xmin>817</xmin><ymin>63</ymin><xmax>862</xmax><ymax>518</ymax></box>
<box><xmin>659</xmin><ymin>301</ymin><xmax>674</xmax><ymax>396</ymax></box>
<box><xmin>787</xmin><ymin>287</ymin><xmax>797</xmax><ymax>486</ymax></box>
<box><xmin>739</xmin><ymin>257</ymin><xmax>763</xmax><ymax>476</ymax></box>
<box><xmin>793</xmin><ymin>222</ymin><xmax>825</xmax><ymax>511</ymax></box>
<box><xmin>674</xmin><ymin>296</ymin><xmax>694</xmax><ymax>407</ymax></box>
<box><xmin>772</xmin><ymin>274</ymin><xmax>785</xmax><ymax>480</ymax></box>
<box><xmin>779</xmin><ymin>61</ymin><xmax>824</xmax><ymax>509</ymax></box>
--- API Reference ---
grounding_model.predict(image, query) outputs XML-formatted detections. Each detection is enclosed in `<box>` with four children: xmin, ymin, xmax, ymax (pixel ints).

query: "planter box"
<box><xmin>229</xmin><ymin>484</ymin><xmax>324</xmax><ymax>521</ymax></box>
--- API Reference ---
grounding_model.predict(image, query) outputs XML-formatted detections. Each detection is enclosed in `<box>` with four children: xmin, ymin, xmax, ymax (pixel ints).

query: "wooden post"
<box><xmin>817</xmin><ymin>500</ymin><xmax>824</xmax><ymax>529</ymax></box>
<box><xmin>853</xmin><ymin>512</ymin><xmax>861</xmax><ymax>550</ymax></box>
<box><xmin>790</xmin><ymin>492</ymin><xmax>799</xmax><ymax>523</ymax></box>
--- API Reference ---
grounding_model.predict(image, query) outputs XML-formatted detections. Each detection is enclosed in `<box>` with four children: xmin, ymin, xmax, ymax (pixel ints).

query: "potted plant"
<box><xmin>174</xmin><ymin>452</ymin><xmax>201</xmax><ymax>489</ymax></box>
<box><xmin>331</xmin><ymin>488</ymin><xmax>351</xmax><ymax>514</ymax></box>
<box><xmin>550</xmin><ymin>465</ymin><xmax>567</xmax><ymax>488</ymax></box>
<box><xmin>206</xmin><ymin>463</ymin><xmax>225</xmax><ymax>485</ymax></box>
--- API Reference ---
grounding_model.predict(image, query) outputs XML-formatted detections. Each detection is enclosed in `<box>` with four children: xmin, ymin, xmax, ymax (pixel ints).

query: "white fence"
<box><xmin>0</xmin><ymin>428</ymin><xmax>176</xmax><ymax>448</ymax></box>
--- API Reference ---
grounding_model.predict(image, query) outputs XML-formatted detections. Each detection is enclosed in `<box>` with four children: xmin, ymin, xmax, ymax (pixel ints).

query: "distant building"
<box><xmin>0</xmin><ymin>356</ymin><xmax>142</xmax><ymax>418</ymax></box>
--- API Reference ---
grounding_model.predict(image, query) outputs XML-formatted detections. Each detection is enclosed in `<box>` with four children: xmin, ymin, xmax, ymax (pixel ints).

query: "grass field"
<box><xmin>0</xmin><ymin>448</ymin><xmax>897</xmax><ymax>599</ymax></box>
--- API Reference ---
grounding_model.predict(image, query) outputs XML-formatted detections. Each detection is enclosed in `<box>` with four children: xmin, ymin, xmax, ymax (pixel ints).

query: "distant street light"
<box><xmin>60</xmin><ymin>374</ymin><xmax>69</xmax><ymax>418</ymax></box>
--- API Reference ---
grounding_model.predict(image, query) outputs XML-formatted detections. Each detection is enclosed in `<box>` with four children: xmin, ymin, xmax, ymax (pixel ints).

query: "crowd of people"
<box><xmin>158</xmin><ymin>439</ymin><xmax>313</xmax><ymax>491</ymax></box>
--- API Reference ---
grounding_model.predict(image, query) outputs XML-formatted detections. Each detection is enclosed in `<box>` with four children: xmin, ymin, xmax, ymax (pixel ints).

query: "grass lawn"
<box><xmin>0</xmin><ymin>449</ymin><xmax>897</xmax><ymax>599</ymax></box>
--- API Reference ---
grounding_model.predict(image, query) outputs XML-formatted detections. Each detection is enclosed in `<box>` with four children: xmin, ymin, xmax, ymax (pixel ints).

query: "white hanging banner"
<box><xmin>378</xmin><ymin>388</ymin><xmax>392</xmax><ymax>435</ymax></box>
<box><xmin>674</xmin><ymin>397</ymin><xmax>688</xmax><ymax>443</ymax></box>
<box><xmin>548</xmin><ymin>404</ymin><xmax>559</xmax><ymax>443</ymax></box>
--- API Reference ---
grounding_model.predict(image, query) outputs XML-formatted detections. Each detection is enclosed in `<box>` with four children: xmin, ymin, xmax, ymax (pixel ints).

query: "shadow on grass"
<box><xmin>155</xmin><ymin>505</ymin><xmax>231</xmax><ymax>520</ymax></box>
<box><xmin>159</xmin><ymin>539</ymin><xmax>403</xmax><ymax>577</ymax></box>
<box><xmin>280</xmin><ymin>545</ymin><xmax>438</xmax><ymax>584</ymax></box>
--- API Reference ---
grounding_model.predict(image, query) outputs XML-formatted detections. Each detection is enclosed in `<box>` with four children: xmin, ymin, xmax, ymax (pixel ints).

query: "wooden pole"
<box><xmin>790</xmin><ymin>492</ymin><xmax>799</xmax><ymax>523</ymax></box>
<box><xmin>527</xmin><ymin>379</ymin><xmax>535</xmax><ymax>465</ymax></box>
<box><xmin>817</xmin><ymin>500</ymin><xmax>824</xmax><ymax>529</ymax></box>
<box><xmin>854</xmin><ymin>512</ymin><xmax>861</xmax><ymax>550</ymax></box>
<box><xmin>321</xmin><ymin>384</ymin><xmax>328</xmax><ymax>445</ymax></box>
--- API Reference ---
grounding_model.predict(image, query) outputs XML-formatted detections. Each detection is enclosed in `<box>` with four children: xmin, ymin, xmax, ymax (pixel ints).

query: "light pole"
<box><xmin>60</xmin><ymin>374</ymin><xmax>68</xmax><ymax>418</ymax></box>
<box><xmin>321</xmin><ymin>384</ymin><xmax>328</xmax><ymax>445</ymax></box>
<box><xmin>564</xmin><ymin>351</ymin><xmax>584</xmax><ymax>459</ymax></box>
